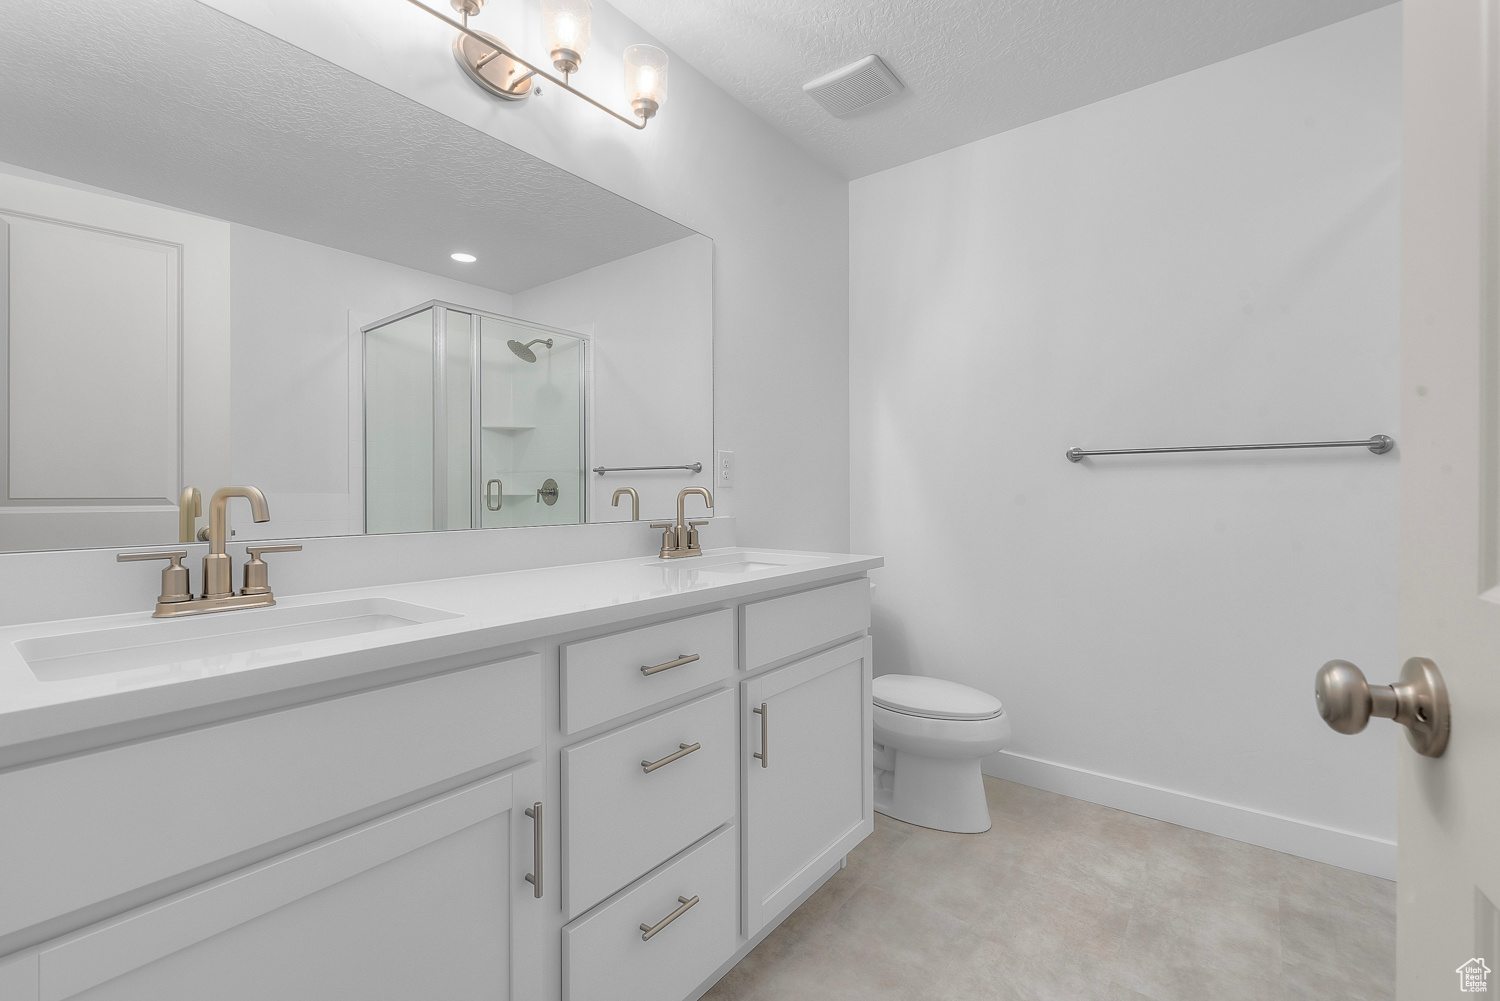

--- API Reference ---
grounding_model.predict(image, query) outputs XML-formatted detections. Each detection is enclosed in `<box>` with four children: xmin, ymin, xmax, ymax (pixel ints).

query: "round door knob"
<box><xmin>1314</xmin><ymin>657</ymin><xmax>1450</xmax><ymax>758</ymax></box>
<box><xmin>1314</xmin><ymin>660</ymin><xmax>1378</xmax><ymax>733</ymax></box>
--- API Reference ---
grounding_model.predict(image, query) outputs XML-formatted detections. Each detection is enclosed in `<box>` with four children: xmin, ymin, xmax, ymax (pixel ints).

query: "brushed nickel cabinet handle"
<box><xmin>753</xmin><ymin>703</ymin><xmax>768</xmax><ymax>768</ymax></box>
<box><xmin>641</xmin><ymin>653</ymin><xmax>699</xmax><ymax>676</ymax></box>
<box><xmin>640</xmin><ymin>895</ymin><xmax>699</xmax><ymax>941</ymax></box>
<box><xmin>524</xmin><ymin>802</ymin><xmax>542</xmax><ymax>898</ymax></box>
<box><xmin>642</xmin><ymin>742</ymin><xmax>701</xmax><ymax>773</ymax></box>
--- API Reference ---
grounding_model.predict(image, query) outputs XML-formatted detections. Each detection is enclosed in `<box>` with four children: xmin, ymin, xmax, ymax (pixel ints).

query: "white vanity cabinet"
<box><xmin>562</xmin><ymin>825</ymin><xmax>739</xmax><ymax>1001</ymax></box>
<box><xmin>741</xmin><ymin>638</ymin><xmax>873</xmax><ymax>935</ymax></box>
<box><xmin>739</xmin><ymin>579</ymin><xmax>874</xmax><ymax>937</ymax></box>
<box><xmin>0</xmin><ymin>654</ymin><xmax>547</xmax><ymax>1001</ymax></box>
<box><xmin>0</xmin><ymin>553</ymin><xmax>880</xmax><ymax>1001</ymax></box>
<box><xmin>560</xmin><ymin>688</ymin><xmax>736</xmax><ymax>920</ymax></box>
<box><xmin>5</xmin><ymin>764</ymin><xmax>545</xmax><ymax>1001</ymax></box>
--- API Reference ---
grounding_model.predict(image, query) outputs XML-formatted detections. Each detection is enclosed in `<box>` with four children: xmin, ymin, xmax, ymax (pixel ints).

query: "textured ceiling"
<box><xmin>607</xmin><ymin>0</ymin><xmax>1397</xmax><ymax>178</ymax></box>
<box><xmin>0</xmin><ymin>0</ymin><xmax>691</xmax><ymax>293</ymax></box>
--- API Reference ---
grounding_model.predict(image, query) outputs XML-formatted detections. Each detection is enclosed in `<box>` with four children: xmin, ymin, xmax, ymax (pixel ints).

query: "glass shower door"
<box><xmin>364</xmin><ymin>302</ymin><xmax>584</xmax><ymax>534</ymax></box>
<box><xmin>440</xmin><ymin>307</ymin><xmax>473</xmax><ymax>531</ymax></box>
<box><xmin>364</xmin><ymin>309</ymin><xmax>434</xmax><ymax>535</ymax></box>
<box><xmin>478</xmin><ymin>315</ymin><xmax>585</xmax><ymax>528</ymax></box>
<box><xmin>364</xmin><ymin>303</ymin><xmax>475</xmax><ymax>534</ymax></box>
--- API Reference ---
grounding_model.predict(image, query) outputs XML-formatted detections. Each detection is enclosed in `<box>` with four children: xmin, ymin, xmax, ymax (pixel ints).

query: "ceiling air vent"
<box><xmin>802</xmin><ymin>55</ymin><xmax>904</xmax><ymax>118</ymax></box>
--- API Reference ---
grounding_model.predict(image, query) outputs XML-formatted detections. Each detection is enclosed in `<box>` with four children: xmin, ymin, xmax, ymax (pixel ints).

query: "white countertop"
<box><xmin>0</xmin><ymin>547</ymin><xmax>881</xmax><ymax>751</ymax></box>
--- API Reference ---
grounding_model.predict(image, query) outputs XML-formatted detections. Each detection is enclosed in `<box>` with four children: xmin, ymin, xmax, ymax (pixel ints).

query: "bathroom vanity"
<box><xmin>0</xmin><ymin>5</ymin><xmax>868</xmax><ymax>996</ymax></box>
<box><xmin>0</xmin><ymin>548</ymin><xmax>879</xmax><ymax>1001</ymax></box>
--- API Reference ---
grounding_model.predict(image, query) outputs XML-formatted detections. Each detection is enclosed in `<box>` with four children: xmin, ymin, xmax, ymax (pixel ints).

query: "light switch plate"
<box><xmin>717</xmin><ymin>450</ymin><xmax>734</xmax><ymax>487</ymax></box>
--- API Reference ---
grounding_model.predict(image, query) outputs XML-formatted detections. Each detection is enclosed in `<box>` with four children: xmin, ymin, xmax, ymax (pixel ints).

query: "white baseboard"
<box><xmin>982</xmin><ymin>750</ymin><xmax>1396</xmax><ymax>880</ymax></box>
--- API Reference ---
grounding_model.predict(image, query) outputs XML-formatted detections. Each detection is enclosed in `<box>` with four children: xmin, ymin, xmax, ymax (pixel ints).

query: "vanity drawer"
<box><xmin>563</xmin><ymin>825</ymin><xmax>738</xmax><ymax>1001</ymax></box>
<box><xmin>560</xmin><ymin>608</ymin><xmax>734</xmax><ymax>733</ymax></box>
<box><xmin>561</xmin><ymin>688</ymin><xmax>735</xmax><ymax>920</ymax></box>
<box><xmin>0</xmin><ymin>654</ymin><xmax>542</xmax><ymax>942</ymax></box>
<box><xmin>741</xmin><ymin>577</ymin><xmax>871</xmax><ymax>672</ymax></box>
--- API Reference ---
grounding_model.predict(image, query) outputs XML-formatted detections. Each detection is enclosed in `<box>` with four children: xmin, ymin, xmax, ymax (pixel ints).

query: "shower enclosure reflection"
<box><xmin>362</xmin><ymin>301</ymin><xmax>586</xmax><ymax>534</ymax></box>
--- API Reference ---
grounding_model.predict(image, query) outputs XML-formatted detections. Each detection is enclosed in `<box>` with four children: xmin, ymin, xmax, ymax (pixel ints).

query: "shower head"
<box><xmin>507</xmin><ymin>338</ymin><xmax>553</xmax><ymax>363</ymax></box>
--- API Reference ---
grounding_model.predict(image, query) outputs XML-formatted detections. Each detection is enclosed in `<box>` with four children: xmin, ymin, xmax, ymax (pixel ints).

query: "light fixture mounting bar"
<box><xmin>403</xmin><ymin>0</ymin><xmax>648</xmax><ymax>130</ymax></box>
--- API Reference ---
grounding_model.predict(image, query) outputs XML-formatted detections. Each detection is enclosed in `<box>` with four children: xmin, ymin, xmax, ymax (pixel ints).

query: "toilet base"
<box><xmin>873</xmin><ymin>748</ymin><xmax>992</xmax><ymax>834</ymax></box>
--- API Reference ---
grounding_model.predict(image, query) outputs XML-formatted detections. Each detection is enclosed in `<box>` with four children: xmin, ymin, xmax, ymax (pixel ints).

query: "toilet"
<box><xmin>872</xmin><ymin>674</ymin><xmax>1011</xmax><ymax>834</ymax></box>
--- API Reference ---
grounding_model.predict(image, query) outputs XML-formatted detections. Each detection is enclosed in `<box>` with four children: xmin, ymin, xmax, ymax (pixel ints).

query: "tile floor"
<box><xmin>704</xmin><ymin>776</ymin><xmax>1395</xmax><ymax>1001</ymax></box>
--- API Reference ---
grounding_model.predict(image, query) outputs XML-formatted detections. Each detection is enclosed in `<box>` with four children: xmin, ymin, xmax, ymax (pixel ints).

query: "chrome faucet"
<box><xmin>118</xmin><ymin>485</ymin><xmax>300</xmax><ymax>617</ymax></box>
<box><xmin>652</xmin><ymin>487</ymin><xmax>712</xmax><ymax>559</ymax></box>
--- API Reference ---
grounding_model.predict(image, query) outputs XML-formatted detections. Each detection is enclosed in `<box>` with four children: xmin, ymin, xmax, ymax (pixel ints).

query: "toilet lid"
<box><xmin>872</xmin><ymin>675</ymin><xmax>1004</xmax><ymax>721</ymax></box>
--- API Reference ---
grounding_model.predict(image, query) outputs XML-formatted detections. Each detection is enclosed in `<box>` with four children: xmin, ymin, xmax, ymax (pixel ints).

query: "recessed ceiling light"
<box><xmin>451</xmin><ymin>252</ymin><xmax>477</xmax><ymax>263</ymax></box>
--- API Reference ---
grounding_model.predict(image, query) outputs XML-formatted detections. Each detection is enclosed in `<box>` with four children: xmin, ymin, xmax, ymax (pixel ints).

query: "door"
<box><xmin>0</xmin><ymin>765</ymin><xmax>544</xmax><ymax>1001</ymax></box>
<box><xmin>0</xmin><ymin>170</ymin><xmax>229</xmax><ymax>552</ymax></box>
<box><xmin>741</xmin><ymin>637</ymin><xmax>873</xmax><ymax>936</ymax></box>
<box><xmin>1393</xmin><ymin>2</ymin><xmax>1500</xmax><ymax>995</ymax></box>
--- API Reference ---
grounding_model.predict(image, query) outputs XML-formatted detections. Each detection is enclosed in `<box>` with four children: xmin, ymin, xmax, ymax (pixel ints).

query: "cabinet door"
<box><xmin>741</xmin><ymin>637</ymin><xmax>873</xmax><ymax>935</ymax></box>
<box><xmin>16</xmin><ymin>765</ymin><xmax>544</xmax><ymax>1001</ymax></box>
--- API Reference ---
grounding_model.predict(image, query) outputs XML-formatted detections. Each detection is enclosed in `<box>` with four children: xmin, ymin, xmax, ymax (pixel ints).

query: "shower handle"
<box><xmin>1314</xmin><ymin>657</ymin><xmax>1449</xmax><ymax>757</ymax></box>
<box><xmin>486</xmin><ymin>479</ymin><xmax>503</xmax><ymax>511</ymax></box>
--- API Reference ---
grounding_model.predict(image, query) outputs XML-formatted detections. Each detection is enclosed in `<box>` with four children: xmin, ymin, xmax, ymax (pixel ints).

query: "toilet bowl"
<box><xmin>872</xmin><ymin>674</ymin><xmax>1010</xmax><ymax>834</ymax></box>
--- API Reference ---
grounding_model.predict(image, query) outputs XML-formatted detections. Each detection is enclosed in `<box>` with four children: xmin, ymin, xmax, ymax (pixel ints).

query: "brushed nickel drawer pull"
<box><xmin>524</xmin><ymin>802</ymin><xmax>542</xmax><ymax>898</ymax></box>
<box><xmin>642</xmin><ymin>742</ymin><xmax>701</xmax><ymax>773</ymax></box>
<box><xmin>753</xmin><ymin>703</ymin><xmax>768</xmax><ymax>768</ymax></box>
<box><xmin>641</xmin><ymin>653</ymin><xmax>700</xmax><ymax>676</ymax></box>
<box><xmin>640</xmin><ymin>895</ymin><xmax>699</xmax><ymax>941</ymax></box>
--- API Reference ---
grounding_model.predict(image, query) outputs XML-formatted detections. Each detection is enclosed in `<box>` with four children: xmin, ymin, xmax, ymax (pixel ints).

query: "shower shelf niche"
<box><xmin>483</xmin><ymin>424</ymin><xmax>536</xmax><ymax>432</ymax></box>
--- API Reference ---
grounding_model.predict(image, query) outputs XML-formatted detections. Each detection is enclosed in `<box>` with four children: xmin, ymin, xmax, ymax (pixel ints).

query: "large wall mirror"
<box><xmin>0</xmin><ymin>0</ymin><xmax>712</xmax><ymax>554</ymax></box>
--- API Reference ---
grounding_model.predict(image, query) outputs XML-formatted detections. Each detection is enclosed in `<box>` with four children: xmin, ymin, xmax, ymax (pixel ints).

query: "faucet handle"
<box><xmin>242</xmin><ymin>544</ymin><xmax>301</xmax><ymax>596</ymax></box>
<box><xmin>650</xmin><ymin>523</ymin><xmax>679</xmax><ymax>553</ymax></box>
<box><xmin>117</xmin><ymin>550</ymin><xmax>192</xmax><ymax>604</ymax></box>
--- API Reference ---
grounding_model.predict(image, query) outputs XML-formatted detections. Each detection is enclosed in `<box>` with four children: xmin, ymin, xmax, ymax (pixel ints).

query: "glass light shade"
<box><xmin>542</xmin><ymin>0</ymin><xmax>591</xmax><ymax>65</ymax></box>
<box><xmin>623</xmin><ymin>44</ymin><xmax>668</xmax><ymax>118</ymax></box>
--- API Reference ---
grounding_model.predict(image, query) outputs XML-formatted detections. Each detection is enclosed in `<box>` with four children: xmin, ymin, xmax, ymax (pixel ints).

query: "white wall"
<box><xmin>850</xmin><ymin>8</ymin><xmax>1402</xmax><ymax>876</ymax></box>
<box><xmin>202</xmin><ymin>0</ymin><xmax>851</xmax><ymax>553</ymax></box>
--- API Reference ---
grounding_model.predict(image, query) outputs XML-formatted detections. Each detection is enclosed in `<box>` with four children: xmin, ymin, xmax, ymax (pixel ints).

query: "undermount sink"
<box><xmin>18</xmin><ymin>597</ymin><xmax>460</xmax><ymax>682</ymax></box>
<box><xmin>646</xmin><ymin>552</ymin><xmax>828</xmax><ymax>575</ymax></box>
<box><xmin>694</xmin><ymin>559</ymin><xmax>791</xmax><ymax>574</ymax></box>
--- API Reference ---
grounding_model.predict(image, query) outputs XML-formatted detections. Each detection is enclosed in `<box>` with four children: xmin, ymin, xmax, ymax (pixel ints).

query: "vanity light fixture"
<box><xmin>404</xmin><ymin>0</ymin><xmax>667</xmax><ymax>129</ymax></box>
<box><xmin>542</xmin><ymin>0</ymin><xmax>590</xmax><ymax>79</ymax></box>
<box><xmin>451</xmin><ymin>252</ymin><xmax>478</xmax><ymax>262</ymax></box>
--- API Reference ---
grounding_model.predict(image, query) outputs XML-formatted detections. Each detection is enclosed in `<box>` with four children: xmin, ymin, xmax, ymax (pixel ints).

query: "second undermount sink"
<box><xmin>694</xmin><ymin>558</ymin><xmax>793</xmax><ymax>574</ymax></box>
<box><xmin>18</xmin><ymin>597</ymin><xmax>460</xmax><ymax>683</ymax></box>
<box><xmin>648</xmin><ymin>552</ymin><xmax>828</xmax><ymax>575</ymax></box>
